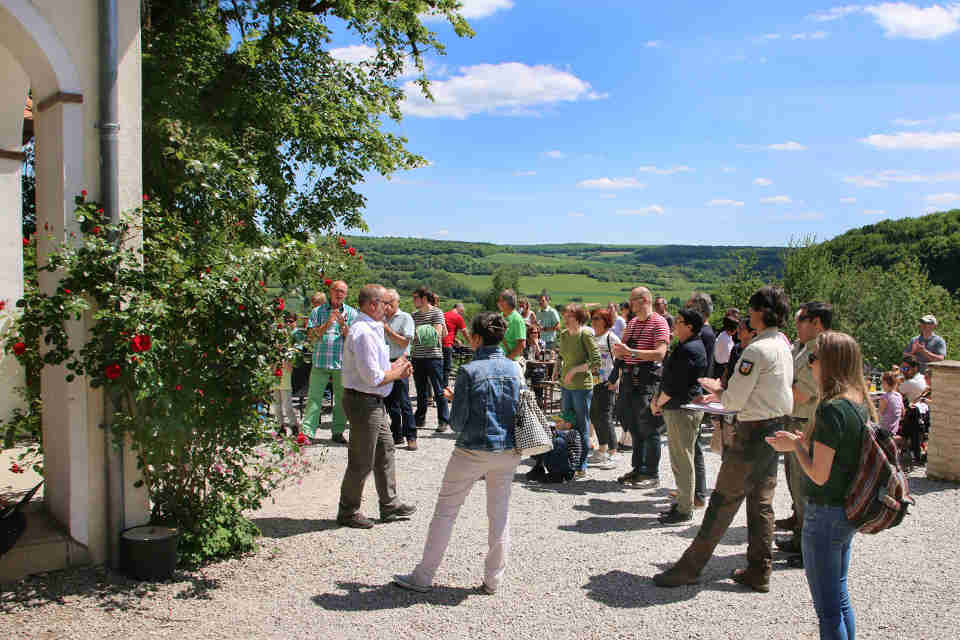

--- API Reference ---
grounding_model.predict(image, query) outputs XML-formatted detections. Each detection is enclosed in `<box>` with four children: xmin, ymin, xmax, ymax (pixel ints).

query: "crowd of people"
<box><xmin>270</xmin><ymin>279</ymin><xmax>945</xmax><ymax>640</ymax></box>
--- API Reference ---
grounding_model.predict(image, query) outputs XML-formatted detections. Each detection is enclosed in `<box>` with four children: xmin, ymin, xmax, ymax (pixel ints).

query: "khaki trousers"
<box><xmin>664</xmin><ymin>408</ymin><xmax>704</xmax><ymax>514</ymax></box>
<box><xmin>337</xmin><ymin>390</ymin><xmax>399</xmax><ymax>517</ymax></box>
<box><xmin>412</xmin><ymin>448</ymin><xmax>522</xmax><ymax>591</ymax></box>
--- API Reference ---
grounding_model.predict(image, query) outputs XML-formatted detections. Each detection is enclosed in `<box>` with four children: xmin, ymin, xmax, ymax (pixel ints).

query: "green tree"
<box><xmin>142</xmin><ymin>0</ymin><xmax>473</xmax><ymax>237</ymax></box>
<box><xmin>484</xmin><ymin>265</ymin><xmax>521</xmax><ymax>311</ymax></box>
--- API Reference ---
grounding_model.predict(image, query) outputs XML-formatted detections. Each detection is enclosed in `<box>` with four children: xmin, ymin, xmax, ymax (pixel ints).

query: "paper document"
<box><xmin>680</xmin><ymin>402</ymin><xmax>737</xmax><ymax>416</ymax></box>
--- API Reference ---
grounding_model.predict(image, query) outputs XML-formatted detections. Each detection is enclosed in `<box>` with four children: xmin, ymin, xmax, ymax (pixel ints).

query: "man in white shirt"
<box><xmin>337</xmin><ymin>284</ymin><xmax>416</xmax><ymax>529</ymax></box>
<box><xmin>899</xmin><ymin>356</ymin><xmax>928</xmax><ymax>404</ymax></box>
<box><xmin>714</xmin><ymin>315</ymin><xmax>738</xmax><ymax>379</ymax></box>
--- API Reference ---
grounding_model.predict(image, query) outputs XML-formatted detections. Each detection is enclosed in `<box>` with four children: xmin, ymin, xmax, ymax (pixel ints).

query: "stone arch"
<box><xmin>0</xmin><ymin>0</ymin><xmax>82</xmax><ymax>97</ymax></box>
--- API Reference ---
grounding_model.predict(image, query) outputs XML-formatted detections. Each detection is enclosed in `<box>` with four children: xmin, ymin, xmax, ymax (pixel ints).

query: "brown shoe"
<box><xmin>652</xmin><ymin>565</ymin><xmax>700</xmax><ymax>588</ymax></box>
<box><xmin>407</xmin><ymin>439</ymin><xmax>418</xmax><ymax>451</ymax></box>
<box><xmin>694</xmin><ymin>496</ymin><xmax>706</xmax><ymax>509</ymax></box>
<box><xmin>731</xmin><ymin>568</ymin><xmax>770</xmax><ymax>593</ymax></box>
<box><xmin>337</xmin><ymin>512</ymin><xmax>375</xmax><ymax>529</ymax></box>
<box><xmin>381</xmin><ymin>503</ymin><xmax>417</xmax><ymax>522</ymax></box>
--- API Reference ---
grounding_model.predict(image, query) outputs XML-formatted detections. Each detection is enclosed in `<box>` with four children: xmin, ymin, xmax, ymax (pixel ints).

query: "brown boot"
<box><xmin>731</xmin><ymin>568</ymin><xmax>770</xmax><ymax>593</ymax></box>
<box><xmin>652</xmin><ymin>564</ymin><xmax>701</xmax><ymax>588</ymax></box>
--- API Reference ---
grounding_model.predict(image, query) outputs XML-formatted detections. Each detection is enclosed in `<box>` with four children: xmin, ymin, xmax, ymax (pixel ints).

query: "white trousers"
<box><xmin>412</xmin><ymin>447</ymin><xmax>522</xmax><ymax>591</ymax></box>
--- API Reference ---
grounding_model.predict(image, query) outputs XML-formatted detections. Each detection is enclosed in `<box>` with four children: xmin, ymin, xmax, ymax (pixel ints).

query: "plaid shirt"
<box><xmin>308</xmin><ymin>303</ymin><xmax>357</xmax><ymax>370</ymax></box>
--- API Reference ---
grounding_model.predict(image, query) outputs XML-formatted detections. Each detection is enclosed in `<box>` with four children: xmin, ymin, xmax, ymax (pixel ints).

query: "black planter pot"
<box><xmin>120</xmin><ymin>525</ymin><xmax>179</xmax><ymax>581</ymax></box>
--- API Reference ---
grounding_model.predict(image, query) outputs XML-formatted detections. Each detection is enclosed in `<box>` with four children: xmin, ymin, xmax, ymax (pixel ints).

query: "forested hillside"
<box><xmin>819</xmin><ymin>209</ymin><xmax>960</xmax><ymax>293</ymax></box>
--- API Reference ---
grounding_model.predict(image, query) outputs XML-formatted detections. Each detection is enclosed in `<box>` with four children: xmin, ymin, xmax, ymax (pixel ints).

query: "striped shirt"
<box><xmin>307</xmin><ymin>303</ymin><xmax>358</xmax><ymax>369</ymax></box>
<box><xmin>411</xmin><ymin>307</ymin><xmax>445</xmax><ymax>359</ymax></box>
<box><xmin>620</xmin><ymin>312</ymin><xmax>670</xmax><ymax>366</ymax></box>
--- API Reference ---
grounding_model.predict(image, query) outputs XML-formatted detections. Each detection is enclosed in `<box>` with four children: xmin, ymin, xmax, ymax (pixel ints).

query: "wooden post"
<box><xmin>927</xmin><ymin>360</ymin><xmax>960</xmax><ymax>483</ymax></box>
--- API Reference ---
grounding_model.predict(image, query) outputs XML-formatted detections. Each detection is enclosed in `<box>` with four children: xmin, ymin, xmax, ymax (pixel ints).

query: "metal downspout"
<box><xmin>100</xmin><ymin>0</ymin><xmax>123</xmax><ymax>569</ymax></box>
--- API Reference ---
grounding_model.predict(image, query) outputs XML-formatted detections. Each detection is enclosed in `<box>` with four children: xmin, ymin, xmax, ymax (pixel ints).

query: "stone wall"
<box><xmin>927</xmin><ymin>360</ymin><xmax>960</xmax><ymax>484</ymax></box>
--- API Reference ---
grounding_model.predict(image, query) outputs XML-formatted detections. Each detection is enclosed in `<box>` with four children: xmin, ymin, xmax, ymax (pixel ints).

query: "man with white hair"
<box><xmin>904</xmin><ymin>314</ymin><xmax>946</xmax><ymax>372</ymax></box>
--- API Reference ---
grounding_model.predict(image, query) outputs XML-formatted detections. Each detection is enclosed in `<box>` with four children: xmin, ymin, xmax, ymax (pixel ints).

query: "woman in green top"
<box><xmin>556</xmin><ymin>304</ymin><xmax>601</xmax><ymax>476</ymax></box>
<box><xmin>767</xmin><ymin>331</ymin><xmax>877</xmax><ymax>640</ymax></box>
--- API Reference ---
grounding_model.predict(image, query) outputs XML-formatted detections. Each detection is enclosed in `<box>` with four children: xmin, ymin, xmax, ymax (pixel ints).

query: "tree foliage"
<box><xmin>142</xmin><ymin>0</ymin><xmax>473</xmax><ymax>237</ymax></box>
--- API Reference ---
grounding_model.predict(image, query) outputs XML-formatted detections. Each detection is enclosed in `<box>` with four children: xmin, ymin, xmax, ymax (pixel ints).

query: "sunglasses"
<box><xmin>808</xmin><ymin>352</ymin><xmax>819</xmax><ymax>365</ymax></box>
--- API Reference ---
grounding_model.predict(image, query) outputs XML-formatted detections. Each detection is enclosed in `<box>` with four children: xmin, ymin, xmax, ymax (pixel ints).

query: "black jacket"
<box><xmin>661</xmin><ymin>335</ymin><xmax>708</xmax><ymax>409</ymax></box>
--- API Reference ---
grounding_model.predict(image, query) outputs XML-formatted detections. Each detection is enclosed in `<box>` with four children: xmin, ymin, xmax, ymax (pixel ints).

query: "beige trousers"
<box><xmin>412</xmin><ymin>447</ymin><xmax>522</xmax><ymax>591</ymax></box>
<box><xmin>664</xmin><ymin>408</ymin><xmax>704</xmax><ymax>514</ymax></box>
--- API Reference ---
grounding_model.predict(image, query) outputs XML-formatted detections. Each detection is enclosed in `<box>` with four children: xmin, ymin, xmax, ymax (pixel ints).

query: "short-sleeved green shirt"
<box><xmin>502</xmin><ymin>309</ymin><xmax>527</xmax><ymax>360</ymax></box>
<box><xmin>806</xmin><ymin>398</ymin><xmax>867</xmax><ymax>506</ymax></box>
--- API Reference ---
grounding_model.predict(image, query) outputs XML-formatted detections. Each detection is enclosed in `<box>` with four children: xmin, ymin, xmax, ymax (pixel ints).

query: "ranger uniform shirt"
<box><xmin>721</xmin><ymin>327</ymin><xmax>794</xmax><ymax>421</ymax></box>
<box><xmin>792</xmin><ymin>337</ymin><xmax>819</xmax><ymax>424</ymax></box>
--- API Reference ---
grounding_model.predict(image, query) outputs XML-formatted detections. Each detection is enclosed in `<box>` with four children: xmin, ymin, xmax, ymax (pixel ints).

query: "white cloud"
<box><xmin>865</xmin><ymin>2</ymin><xmax>960</xmax><ymax>39</ymax></box>
<box><xmin>423</xmin><ymin>0</ymin><xmax>514</xmax><ymax>20</ymax></box>
<box><xmin>754</xmin><ymin>177</ymin><xmax>773</xmax><ymax>186</ymax></box>
<box><xmin>401</xmin><ymin>63</ymin><xmax>605</xmax><ymax>119</ymax></box>
<box><xmin>329</xmin><ymin>44</ymin><xmax>420</xmax><ymax>78</ymax></box>
<box><xmin>513</xmin><ymin>170</ymin><xmax>537</xmax><ymax>176</ymax></box>
<box><xmin>780</xmin><ymin>211</ymin><xmax>825</xmax><ymax>221</ymax></box>
<box><xmin>616</xmin><ymin>205</ymin><xmax>666</xmax><ymax>216</ymax></box>
<box><xmin>761</xmin><ymin>33</ymin><xmax>782</xmax><ymax>40</ymax></box>
<box><xmin>568</xmin><ymin>211</ymin><xmax>586</xmax><ymax>218</ymax></box>
<box><xmin>738</xmin><ymin>141</ymin><xmax>808</xmax><ymax>151</ymax></box>
<box><xmin>863</xmin><ymin>209</ymin><xmax>887</xmax><ymax>215</ymax></box>
<box><xmin>892</xmin><ymin>117</ymin><xmax>936</xmax><ymax>126</ymax></box>
<box><xmin>544</xmin><ymin>150</ymin><xmax>567</xmax><ymax>159</ymax></box>
<box><xmin>760</xmin><ymin>195</ymin><xmax>793</xmax><ymax>204</ymax></box>
<box><xmin>577</xmin><ymin>177</ymin><xmax>645</xmax><ymax>190</ymax></box>
<box><xmin>707</xmin><ymin>199</ymin><xmax>745</xmax><ymax>207</ymax></box>
<box><xmin>792</xmin><ymin>31</ymin><xmax>829</xmax><ymax>39</ymax></box>
<box><xmin>843</xmin><ymin>169</ymin><xmax>960</xmax><ymax>187</ymax></box>
<box><xmin>861</xmin><ymin>131</ymin><xmax>960</xmax><ymax>150</ymax></box>
<box><xmin>722</xmin><ymin>166</ymin><xmax>737</xmax><ymax>173</ymax></box>
<box><xmin>810</xmin><ymin>6</ymin><xmax>863</xmax><ymax>22</ymax></box>
<box><xmin>436</xmin><ymin>229</ymin><xmax>450</xmax><ymax>236</ymax></box>
<box><xmin>810</xmin><ymin>4</ymin><xmax>960</xmax><ymax>39</ymax></box>
<box><xmin>645</xmin><ymin>40</ymin><xmax>663</xmax><ymax>48</ymax></box>
<box><xmin>598</xmin><ymin>194</ymin><xmax>617</xmax><ymax>199</ymax></box>
<box><xmin>636</xmin><ymin>165</ymin><xmax>693</xmax><ymax>175</ymax></box>
<box><xmin>840</xmin><ymin>196</ymin><xmax>858</xmax><ymax>203</ymax></box>
<box><xmin>926</xmin><ymin>192</ymin><xmax>960</xmax><ymax>205</ymax></box>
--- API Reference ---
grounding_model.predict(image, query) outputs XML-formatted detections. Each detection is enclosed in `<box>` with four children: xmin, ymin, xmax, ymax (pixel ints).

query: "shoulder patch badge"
<box><xmin>739</xmin><ymin>359</ymin><xmax>755</xmax><ymax>376</ymax></box>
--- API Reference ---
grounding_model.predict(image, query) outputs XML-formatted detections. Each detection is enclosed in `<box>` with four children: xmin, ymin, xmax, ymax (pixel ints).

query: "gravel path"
<box><xmin>2</xmin><ymin>408</ymin><xmax>958</xmax><ymax>640</ymax></box>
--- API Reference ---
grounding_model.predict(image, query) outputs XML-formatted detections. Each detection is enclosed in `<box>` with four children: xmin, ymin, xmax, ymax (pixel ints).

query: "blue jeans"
<box><xmin>385</xmin><ymin>375</ymin><xmax>416</xmax><ymax>442</ymax></box>
<box><xmin>413</xmin><ymin>358</ymin><xmax>450</xmax><ymax>426</ymax></box>
<box><xmin>802</xmin><ymin>503</ymin><xmax>857</xmax><ymax>640</ymax></box>
<box><xmin>561</xmin><ymin>388</ymin><xmax>592</xmax><ymax>471</ymax></box>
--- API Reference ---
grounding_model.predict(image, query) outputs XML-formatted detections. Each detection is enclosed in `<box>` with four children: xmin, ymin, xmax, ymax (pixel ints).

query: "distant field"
<box><xmin>449</xmin><ymin>273</ymin><xmax>714</xmax><ymax>305</ymax></box>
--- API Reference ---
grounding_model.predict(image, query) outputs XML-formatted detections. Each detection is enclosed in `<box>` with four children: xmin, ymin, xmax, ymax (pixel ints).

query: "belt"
<box><xmin>736</xmin><ymin>416</ymin><xmax>787</xmax><ymax>427</ymax></box>
<box><xmin>344</xmin><ymin>388</ymin><xmax>385</xmax><ymax>401</ymax></box>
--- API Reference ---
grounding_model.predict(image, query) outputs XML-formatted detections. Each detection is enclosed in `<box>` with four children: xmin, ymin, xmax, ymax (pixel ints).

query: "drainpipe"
<box><xmin>100</xmin><ymin>0</ymin><xmax>123</xmax><ymax>569</ymax></box>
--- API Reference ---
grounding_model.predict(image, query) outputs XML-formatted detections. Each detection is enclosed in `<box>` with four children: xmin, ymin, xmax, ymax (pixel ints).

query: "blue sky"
<box><xmin>332</xmin><ymin>1</ymin><xmax>960</xmax><ymax>246</ymax></box>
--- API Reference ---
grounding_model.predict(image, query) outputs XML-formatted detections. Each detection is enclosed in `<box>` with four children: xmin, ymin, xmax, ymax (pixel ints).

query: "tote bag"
<box><xmin>514</xmin><ymin>389</ymin><xmax>554</xmax><ymax>457</ymax></box>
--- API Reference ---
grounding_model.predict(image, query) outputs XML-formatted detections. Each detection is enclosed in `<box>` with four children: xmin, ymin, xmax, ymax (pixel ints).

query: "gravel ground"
<box><xmin>2</xmin><ymin>407</ymin><xmax>958</xmax><ymax>640</ymax></box>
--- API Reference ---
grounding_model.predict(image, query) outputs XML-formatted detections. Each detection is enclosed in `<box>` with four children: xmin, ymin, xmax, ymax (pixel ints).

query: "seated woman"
<box><xmin>394</xmin><ymin>312</ymin><xmax>523</xmax><ymax>595</ymax></box>
<box><xmin>878</xmin><ymin>371</ymin><xmax>904</xmax><ymax>442</ymax></box>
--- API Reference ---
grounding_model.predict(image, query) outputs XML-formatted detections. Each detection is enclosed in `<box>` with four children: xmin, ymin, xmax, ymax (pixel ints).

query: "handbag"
<box><xmin>514</xmin><ymin>389</ymin><xmax>554</xmax><ymax>457</ymax></box>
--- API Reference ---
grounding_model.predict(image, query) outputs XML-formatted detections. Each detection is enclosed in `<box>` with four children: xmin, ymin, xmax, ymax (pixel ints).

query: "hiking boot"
<box><xmin>775</xmin><ymin>514</ymin><xmax>797</xmax><ymax>531</ymax></box>
<box><xmin>381</xmin><ymin>503</ymin><xmax>417</xmax><ymax>522</ymax></box>
<box><xmin>337</xmin><ymin>512</ymin><xmax>375</xmax><ymax>529</ymax></box>
<box><xmin>659</xmin><ymin>505</ymin><xmax>693</xmax><ymax>525</ymax></box>
<box><xmin>775</xmin><ymin>536</ymin><xmax>802</xmax><ymax>554</ymax></box>
<box><xmin>525</xmin><ymin>465</ymin><xmax>547</xmax><ymax>482</ymax></box>
<box><xmin>617</xmin><ymin>469</ymin><xmax>641</xmax><ymax>485</ymax></box>
<box><xmin>652</xmin><ymin>565</ymin><xmax>700</xmax><ymax>588</ymax></box>
<box><xmin>731</xmin><ymin>568</ymin><xmax>770</xmax><ymax>593</ymax></box>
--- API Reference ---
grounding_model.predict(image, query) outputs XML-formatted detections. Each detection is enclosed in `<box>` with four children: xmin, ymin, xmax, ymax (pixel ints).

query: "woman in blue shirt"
<box><xmin>394</xmin><ymin>312</ymin><xmax>522</xmax><ymax>595</ymax></box>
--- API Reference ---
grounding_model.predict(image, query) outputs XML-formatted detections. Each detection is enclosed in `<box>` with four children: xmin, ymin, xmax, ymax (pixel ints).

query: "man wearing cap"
<box><xmin>904</xmin><ymin>315</ymin><xmax>946</xmax><ymax>372</ymax></box>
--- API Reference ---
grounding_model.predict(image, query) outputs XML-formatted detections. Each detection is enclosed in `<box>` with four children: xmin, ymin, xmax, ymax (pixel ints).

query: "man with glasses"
<box><xmin>899</xmin><ymin>356</ymin><xmax>928</xmax><ymax>404</ymax></box>
<box><xmin>776</xmin><ymin>301</ymin><xmax>833</xmax><ymax>566</ymax></box>
<box><xmin>383</xmin><ymin>289</ymin><xmax>417</xmax><ymax>449</ymax></box>
<box><xmin>611</xmin><ymin>287</ymin><xmax>670</xmax><ymax>487</ymax></box>
<box><xmin>337</xmin><ymin>284</ymin><xmax>416</xmax><ymax>528</ymax></box>
<box><xmin>304</xmin><ymin>280</ymin><xmax>357</xmax><ymax>444</ymax></box>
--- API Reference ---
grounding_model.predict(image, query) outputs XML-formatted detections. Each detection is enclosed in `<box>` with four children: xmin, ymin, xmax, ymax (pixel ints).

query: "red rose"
<box><xmin>130</xmin><ymin>334</ymin><xmax>152</xmax><ymax>353</ymax></box>
<box><xmin>64</xmin><ymin>289</ymin><xmax>72</xmax><ymax>295</ymax></box>
<box><xmin>93</xmin><ymin>226</ymin><xmax>101</xmax><ymax>234</ymax></box>
<box><xmin>143</xmin><ymin>194</ymin><xmax>149</xmax><ymax>202</ymax></box>
<box><xmin>233</xmin><ymin>277</ymin><xmax>238</xmax><ymax>282</ymax></box>
<box><xmin>197</xmin><ymin>388</ymin><xmax>204</xmax><ymax>396</ymax></box>
<box><xmin>44</xmin><ymin>223</ymin><xmax>49</xmax><ymax>231</ymax></box>
<box><xmin>205</xmin><ymin>267</ymin><xmax>211</xmax><ymax>273</ymax></box>
<box><xmin>81</xmin><ymin>190</ymin><xmax>88</xmax><ymax>197</ymax></box>
<box><xmin>97</xmin><ymin>208</ymin><xmax>104</xmax><ymax>214</ymax></box>
<box><xmin>348</xmin><ymin>247</ymin><xmax>356</xmax><ymax>256</ymax></box>
<box><xmin>22</xmin><ymin>238</ymin><xmax>29</xmax><ymax>247</ymax></box>
<box><xmin>10</xmin><ymin>463</ymin><xmax>23</xmax><ymax>474</ymax></box>
<box><xmin>239</xmin><ymin>304</ymin><xmax>245</xmax><ymax>311</ymax></box>
<box><xmin>296</xmin><ymin>433</ymin><xmax>308</xmax><ymax>445</ymax></box>
<box><xmin>105</xmin><ymin>364</ymin><xmax>122</xmax><ymax>380</ymax></box>
<box><xmin>274</xmin><ymin>368</ymin><xmax>283</xmax><ymax>377</ymax></box>
<box><xmin>130</xmin><ymin>356</ymin><xmax>140</xmax><ymax>364</ymax></box>
<box><xmin>12</xmin><ymin>342</ymin><xmax>26</xmax><ymax>356</ymax></box>
<box><xmin>276</xmin><ymin>298</ymin><xmax>285</xmax><ymax>311</ymax></box>
<box><xmin>339</xmin><ymin>237</ymin><xmax>346</xmax><ymax>246</ymax></box>
<box><xmin>358</xmin><ymin>255</ymin><xmax>363</xmax><ymax>260</ymax></box>
<box><xmin>0</xmin><ymin>301</ymin><xmax>6</xmax><ymax>311</ymax></box>
<box><xmin>259</xmin><ymin>281</ymin><xmax>265</xmax><ymax>287</ymax></box>
<box><xmin>324</xmin><ymin>278</ymin><xmax>332</xmax><ymax>287</ymax></box>
<box><xmin>175</xmin><ymin>384</ymin><xmax>182</xmax><ymax>391</ymax></box>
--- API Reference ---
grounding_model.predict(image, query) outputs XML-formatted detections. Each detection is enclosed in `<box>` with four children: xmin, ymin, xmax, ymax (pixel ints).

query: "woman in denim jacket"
<box><xmin>394</xmin><ymin>312</ymin><xmax>522</xmax><ymax>595</ymax></box>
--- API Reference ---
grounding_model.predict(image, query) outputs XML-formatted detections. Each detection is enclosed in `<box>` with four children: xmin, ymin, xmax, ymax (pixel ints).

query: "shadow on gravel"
<box><xmin>312</xmin><ymin>581</ymin><xmax>475</xmax><ymax>610</ymax></box>
<box><xmin>253</xmin><ymin>517</ymin><xmax>339</xmax><ymax>538</ymax></box>
<box><xmin>522</xmin><ymin>480</ymin><xmax>630</xmax><ymax>496</ymax></box>
<box><xmin>559</xmin><ymin>515</ymin><xmax>665</xmax><ymax>533</ymax></box>
<box><xmin>907</xmin><ymin>474</ymin><xmax>959</xmax><ymax>496</ymax></box>
<box><xmin>0</xmin><ymin>566</ymin><xmax>221</xmax><ymax>613</ymax></box>
<box><xmin>573</xmin><ymin>497</ymin><xmax>665</xmax><ymax>516</ymax></box>
<box><xmin>672</xmin><ymin>524</ymin><xmax>749</xmax><ymax>546</ymax></box>
<box><xmin>583</xmin><ymin>569</ymin><xmax>746</xmax><ymax>608</ymax></box>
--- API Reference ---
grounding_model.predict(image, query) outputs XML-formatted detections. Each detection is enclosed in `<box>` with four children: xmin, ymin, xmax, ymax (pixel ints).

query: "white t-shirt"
<box><xmin>593</xmin><ymin>331</ymin><xmax>622</xmax><ymax>382</ymax></box>
<box><xmin>612</xmin><ymin>315</ymin><xmax>626</xmax><ymax>339</ymax></box>
<box><xmin>899</xmin><ymin>372</ymin><xmax>928</xmax><ymax>404</ymax></box>
<box><xmin>714</xmin><ymin>330</ymin><xmax>734</xmax><ymax>365</ymax></box>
